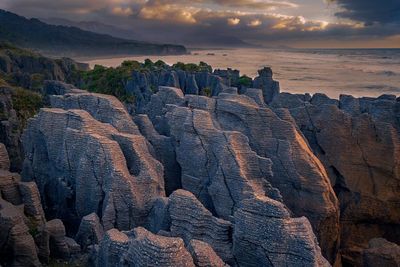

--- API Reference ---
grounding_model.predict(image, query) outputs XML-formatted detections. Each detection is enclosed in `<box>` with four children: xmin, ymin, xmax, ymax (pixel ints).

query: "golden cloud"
<box><xmin>227</xmin><ymin>18</ymin><xmax>240</xmax><ymax>25</ymax></box>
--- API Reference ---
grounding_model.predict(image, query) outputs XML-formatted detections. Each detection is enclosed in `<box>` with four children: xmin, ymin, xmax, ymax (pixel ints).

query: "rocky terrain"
<box><xmin>0</xmin><ymin>56</ymin><xmax>399</xmax><ymax>266</ymax></box>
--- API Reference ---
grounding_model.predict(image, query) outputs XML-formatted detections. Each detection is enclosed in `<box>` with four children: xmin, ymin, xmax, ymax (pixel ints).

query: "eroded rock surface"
<box><xmin>272</xmin><ymin>92</ymin><xmax>400</xmax><ymax>265</ymax></box>
<box><xmin>145</xmin><ymin>88</ymin><xmax>339</xmax><ymax>261</ymax></box>
<box><xmin>22</xmin><ymin>105</ymin><xmax>164</xmax><ymax>231</ymax></box>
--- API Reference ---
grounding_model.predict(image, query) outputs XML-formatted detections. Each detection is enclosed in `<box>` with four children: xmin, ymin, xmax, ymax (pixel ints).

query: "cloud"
<box><xmin>1</xmin><ymin>0</ymin><xmax>399</xmax><ymax>48</ymax></box>
<box><xmin>112</xmin><ymin>6</ymin><xmax>134</xmax><ymax>16</ymax></box>
<box><xmin>227</xmin><ymin>18</ymin><xmax>240</xmax><ymax>25</ymax></box>
<box><xmin>247</xmin><ymin>19</ymin><xmax>262</xmax><ymax>27</ymax></box>
<box><xmin>328</xmin><ymin>0</ymin><xmax>400</xmax><ymax>25</ymax></box>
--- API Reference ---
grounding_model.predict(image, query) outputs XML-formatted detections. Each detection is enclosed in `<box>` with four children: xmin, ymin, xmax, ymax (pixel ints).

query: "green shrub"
<box><xmin>238</xmin><ymin>75</ymin><xmax>252</xmax><ymax>87</ymax></box>
<box><xmin>11</xmin><ymin>87</ymin><xmax>43</xmax><ymax>127</ymax></box>
<box><xmin>203</xmin><ymin>87</ymin><xmax>212</xmax><ymax>97</ymax></box>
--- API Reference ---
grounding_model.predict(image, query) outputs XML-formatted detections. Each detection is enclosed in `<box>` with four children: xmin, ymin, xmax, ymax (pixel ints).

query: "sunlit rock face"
<box><xmin>271</xmin><ymin>92</ymin><xmax>400</xmax><ymax>265</ymax></box>
<box><xmin>22</xmin><ymin>94</ymin><xmax>165</xmax><ymax>232</ymax></box>
<box><xmin>141</xmin><ymin>87</ymin><xmax>338</xmax><ymax>263</ymax></box>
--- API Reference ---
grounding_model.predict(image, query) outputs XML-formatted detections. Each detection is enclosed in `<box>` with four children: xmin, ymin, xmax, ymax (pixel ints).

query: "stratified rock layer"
<box><xmin>271</xmin><ymin>92</ymin><xmax>400</xmax><ymax>265</ymax></box>
<box><xmin>145</xmin><ymin>87</ymin><xmax>339</xmax><ymax>261</ymax></box>
<box><xmin>22</xmin><ymin>103</ymin><xmax>164</xmax><ymax>231</ymax></box>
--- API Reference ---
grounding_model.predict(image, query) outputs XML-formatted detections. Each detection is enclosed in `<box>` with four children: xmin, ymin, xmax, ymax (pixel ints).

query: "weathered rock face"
<box><xmin>125</xmin><ymin>227</ymin><xmax>195</xmax><ymax>267</ymax></box>
<box><xmin>271</xmin><ymin>92</ymin><xmax>400</xmax><ymax>265</ymax></box>
<box><xmin>50</xmin><ymin>92</ymin><xmax>140</xmax><ymax>134</ymax></box>
<box><xmin>362</xmin><ymin>238</ymin><xmax>400</xmax><ymax>267</ymax></box>
<box><xmin>169</xmin><ymin>189</ymin><xmax>233</xmax><ymax>263</ymax></box>
<box><xmin>22</xmin><ymin>104</ymin><xmax>164</xmax><ymax>232</ymax></box>
<box><xmin>97</xmin><ymin>229</ymin><xmax>130</xmax><ymax>267</ymax></box>
<box><xmin>126</xmin><ymin>68</ymin><xmax>227</xmax><ymax>113</ymax></box>
<box><xmin>97</xmin><ymin>227</ymin><xmax>196</xmax><ymax>267</ymax></box>
<box><xmin>0</xmin><ymin>143</ymin><xmax>10</xmax><ymax>170</ymax></box>
<box><xmin>75</xmin><ymin>212</ymin><xmax>105</xmax><ymax>250</ymax></box>
<box><xmin>0</xmin><ymin>88</ymin><xmax>24</xmax><ymax>172</ymax></box>
<box><xmin>187</xmin><ymin>239</ymin><xmax>227</xmax><ymax>267</ymax></box>
<box><xmin>252</xmin><ymin>67</ymin><xmax>280</xmax><ymax>104</ymax></box>
<box><xmin>234</xmin><ymin>196</ymin><xmax>330</xmax><ymax>267</ymax></box>
<box><xmin>145</xmin><ymin>88</ymin><xmax>339</xmax><ymax>261</ymax></box>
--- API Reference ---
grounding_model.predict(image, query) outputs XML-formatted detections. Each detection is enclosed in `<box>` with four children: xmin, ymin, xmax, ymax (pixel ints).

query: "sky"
<box><xmin>1</xmin><ymin>0</ymin><xmax>399</xmax><ymax>48</ymax></box>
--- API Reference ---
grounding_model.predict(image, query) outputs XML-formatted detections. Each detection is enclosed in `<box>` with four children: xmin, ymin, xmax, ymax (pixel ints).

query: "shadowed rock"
<box><xmin>362</xmin><ymin>238</ymin><xmax>400</xmax><ymax>267</ymax></box>
<box><xmin>75</xmin><ymin>212</ymin><xmax>105</xmax><ymax>250</ymax></box>
<box><xmin>0</xmin><ymin>198</ymin><xmax>41</xmax><ymax>267</ymax></box>
<box><xmin>0</xmin><ymin>143</ymin><xmax>10</xmax><ymax>170</ymax></box>
<box><xmin>97</xmin><ymin>229</ymin><xmax>130</xmax><ymax>267</ymax></box>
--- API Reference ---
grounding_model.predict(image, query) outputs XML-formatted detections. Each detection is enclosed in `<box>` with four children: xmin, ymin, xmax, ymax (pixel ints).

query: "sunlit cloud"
<box><xmin>227</xmin><ymin>17</ymin><xmax>240</xmax><ymax>25</ymax></box>
<box><xmin>248</xmin><ymin>19</ymin><xmax>262</xmax><ymax>27</ymax></box>
<box><xmin>111</xmin><ymin>6</ymin><xmax>134</xmax><ymax>16</ymax></box>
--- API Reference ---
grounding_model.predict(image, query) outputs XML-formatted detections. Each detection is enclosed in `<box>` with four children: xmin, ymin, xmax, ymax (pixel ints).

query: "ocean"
<box><xmin>83</xmin><ymin>48</ymin><xmax>400</xmax><ymax>98</ymax></box>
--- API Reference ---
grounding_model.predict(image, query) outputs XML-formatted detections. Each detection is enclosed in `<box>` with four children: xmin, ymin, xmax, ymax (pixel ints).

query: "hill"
<box><xmin>0</xmin><ymin>9</ymin><xmax>187</xmax><ymax>57</ymax></box>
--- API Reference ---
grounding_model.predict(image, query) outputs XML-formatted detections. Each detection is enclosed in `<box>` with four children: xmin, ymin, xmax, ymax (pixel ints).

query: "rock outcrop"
<box><xmin>187</xmin><ymin>239</ymin><xmax>226</xmax><ymax>267</ymax></box>
<box><xmin>362</xmin><ymin>238</ymin><xmax>400</xmax><ymax>267</ymax></box>
<box><xmin>22</xmin><ymin>106</ymin><xmax>164</xmax><ymax>231</ymax></box>
<box><xmin>75</xmin><ymin>213</ymin><xmax>105</xmax><ymax>250</ymax></box>
<box><xmin>169</xmin><ymin>189</ymin><xmax>233</xmax><ymax>263</ymax></box>
<box><xmin>271</xmin><ymin>92</ymin><xmax>400</xmax><ymax>265</ymax></box>
<box><xmin>145</xmin><ymin>88</ymin><xmax>339</xmax><ymax>261</ymax></box>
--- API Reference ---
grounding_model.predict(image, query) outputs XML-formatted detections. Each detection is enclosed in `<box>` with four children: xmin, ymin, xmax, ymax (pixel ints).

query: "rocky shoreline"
<box><xmin>0</xmin><ymin>57</ymin><xmax>399</xmax><ymax>266</ymax></box>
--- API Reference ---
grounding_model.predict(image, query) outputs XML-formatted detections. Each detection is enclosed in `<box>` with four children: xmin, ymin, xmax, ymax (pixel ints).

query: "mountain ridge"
<box><xmin>0</xmin><ymin>9</ymin><xmax>187</xmax><ymax>57</ymax></box>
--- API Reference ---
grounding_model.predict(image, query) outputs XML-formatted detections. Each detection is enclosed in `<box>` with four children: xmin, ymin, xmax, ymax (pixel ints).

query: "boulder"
<box><xmin>187</xmin><ymin>239</ymin><xmax>227</xmax><ymax>267</ymax></box>
<box><xmin>75</xmin><ymin>212</ymin><xmax>104</xmax><ymax>250</ymax></box>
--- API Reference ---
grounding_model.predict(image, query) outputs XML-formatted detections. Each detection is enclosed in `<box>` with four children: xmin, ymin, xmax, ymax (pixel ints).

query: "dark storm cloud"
<box><xmin>328</xmin><ymin>0</ymin><xmax>400</xmax><ymax>25</ymax></box>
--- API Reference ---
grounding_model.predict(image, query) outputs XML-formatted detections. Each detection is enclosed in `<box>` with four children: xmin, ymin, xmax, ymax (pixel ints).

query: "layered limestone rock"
<box><xmin>362</xmin><ymin>238</ymin><xmax>400</xmax><ymax>267</ymax></box>
<box><xmin>124</xmin><ymin>227</ymin><xmax>195</xmax><ymax>267</ymax></box>
<box><xmin>271</xmin><ymin>92</ymin><xmax>400</xmax><ymax>265</ymax></box>
<box><xmin>97</xmin><ymin>227</ymin><xmax>196</xmax><ymax>267</ymax></box>
<box><xmin>134</xmin><ymin>114</ymin><xmax>182</xmax><ymax>195</ymax></box>
<box><xmin>97</xmin><ymin>229</ymin><xmax>130</xmax><ymax>267</ymax></box>
<box><xmin>22</xmin><ymin>106</ymin><xmax>164</xmax><ymax>231</ymax></box>
<box><xmin>145</xmin><ymin>88</ymin><xmax>339</xmax><ymax>261</ymax></box>
<box><xmin>0</xmin><ymin>88</ymin><xmax>24</xmax><ymax>172</ymax></box>
<box><xmin>0</xmin><ymin>197</ymin><xmax>41</xmax><ymax>267</ymax></box>
<box><xmin>169</xmin><ymin>189</ymin><xmax>233</xmax><ymax>263</ymax></box>
<box><xmin>234</xmin><ymin>196</ymin><xmax>330</xmax><ymax>267</ymax></box>
<box><xmin>75</xmin><ymin>212</ymin><xmax>105</xmax><ymax>250</ymax></box>
<box><xmin>0</xmin><ymin>143</ymin><xmax>10</xmax><ymax>170</ymax></box>
<box><xmin>50</xmin><ymin>91</ymin><xmax>140</xmax><ymax>134</ymax></box>
<box><xmin>187</xmin><ymin>239</ymin><xmax>227</xmax><ymax>267</ymax></box>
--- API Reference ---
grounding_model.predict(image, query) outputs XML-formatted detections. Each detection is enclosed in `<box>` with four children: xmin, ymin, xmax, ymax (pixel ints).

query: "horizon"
<box><xmin>0</xmin><ymin>0</ymin><xmax>399</xmax><ymax>49</ymax></box>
